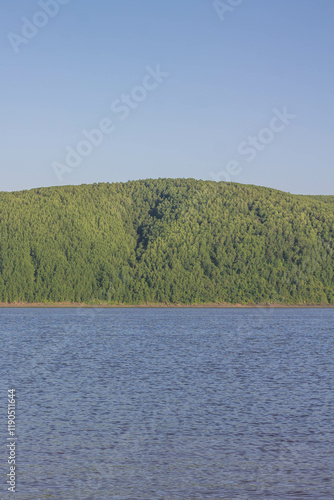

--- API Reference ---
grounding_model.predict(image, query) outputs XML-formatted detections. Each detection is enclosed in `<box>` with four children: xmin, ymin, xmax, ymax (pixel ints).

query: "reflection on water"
<box><xmin>0</xmin><ymin>308</ymin><xmax>333</xmax><ymax>499</ymax></box>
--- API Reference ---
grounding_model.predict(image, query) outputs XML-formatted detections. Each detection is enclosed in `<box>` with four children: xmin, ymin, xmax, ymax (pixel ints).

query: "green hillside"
<box><xmin>0</xmin><ymin>178</ymin><xmax>333</xmax><ymax>305</ymax></box>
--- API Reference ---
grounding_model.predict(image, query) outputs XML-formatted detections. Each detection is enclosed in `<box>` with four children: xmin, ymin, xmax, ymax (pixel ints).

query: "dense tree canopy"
<box><xmin>0</xmin><ymin>178</ymin><xmax>333</xmax><ymax>304</ymax></box>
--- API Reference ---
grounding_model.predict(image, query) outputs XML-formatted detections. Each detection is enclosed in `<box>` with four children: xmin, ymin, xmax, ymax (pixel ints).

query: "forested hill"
<box><xmin>0</xmin><ymin>178</ymin><xmax>333</xmax><ymax>305</ymax></box>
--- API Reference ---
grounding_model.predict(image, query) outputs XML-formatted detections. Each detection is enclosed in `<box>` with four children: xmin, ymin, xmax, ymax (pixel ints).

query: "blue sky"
<box><xmin>1</xmin><ymin>0</ymin><xmax>333</xmax><ymax>194</ymax></box>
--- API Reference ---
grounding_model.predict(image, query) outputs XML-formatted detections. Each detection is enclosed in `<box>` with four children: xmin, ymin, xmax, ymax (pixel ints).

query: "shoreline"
<box><xmin>0</xmin><ymin>302</ymin><xmax>333</xmax><ymax>309</ymax></box>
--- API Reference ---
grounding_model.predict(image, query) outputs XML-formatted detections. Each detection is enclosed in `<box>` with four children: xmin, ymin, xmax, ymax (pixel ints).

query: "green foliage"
<box><xmin>0</xmin><ymin>179</ymin><xmax>333</xmax><ymax>304</ymax></box>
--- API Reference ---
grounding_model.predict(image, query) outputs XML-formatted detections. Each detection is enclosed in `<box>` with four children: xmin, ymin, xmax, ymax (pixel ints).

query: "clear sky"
<box><xmin>1</xmin><ymin>0</ymin><xmax>333</xmax><ymax>194</ymax></box>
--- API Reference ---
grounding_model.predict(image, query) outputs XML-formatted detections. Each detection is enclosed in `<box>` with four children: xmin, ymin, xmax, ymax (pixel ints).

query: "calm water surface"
<box><xmin>0</xmin><ymin>308</ymin><xmax>333</xmax><ymax>499</ymax></box>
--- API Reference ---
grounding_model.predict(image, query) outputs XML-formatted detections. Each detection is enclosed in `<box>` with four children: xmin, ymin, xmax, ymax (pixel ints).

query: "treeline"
<box><xmin>0</xmin><ymin>178</ymin><xmax>333</xmax><ymax>304</ymax></box>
